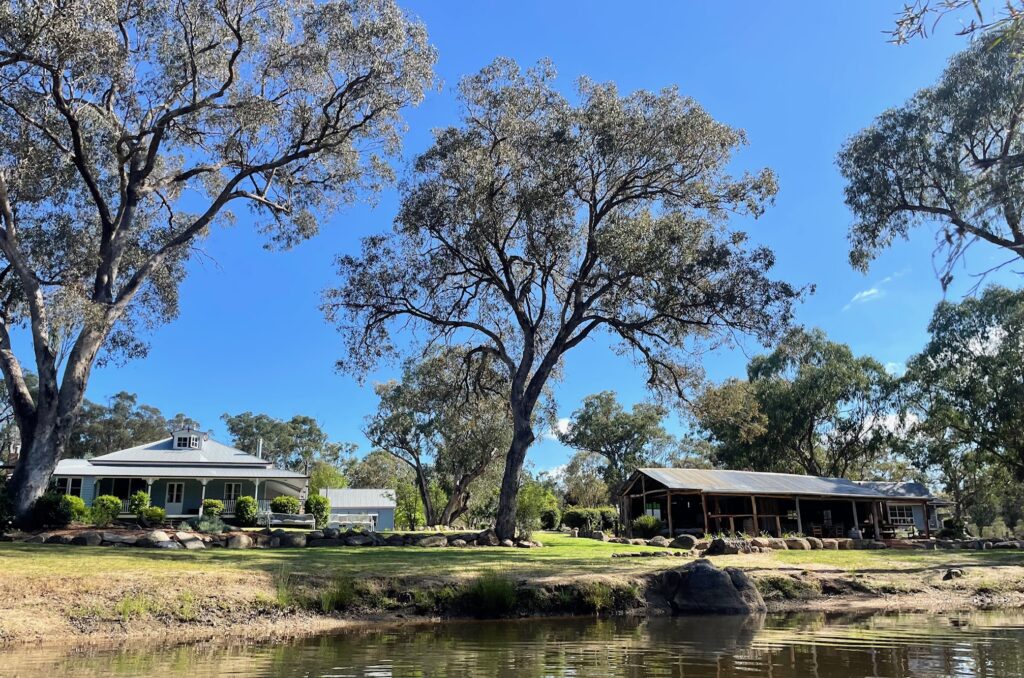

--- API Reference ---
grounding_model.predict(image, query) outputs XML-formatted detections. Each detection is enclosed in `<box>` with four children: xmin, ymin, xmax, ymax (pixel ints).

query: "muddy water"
<box><xmin>2</xmin><ymin>609</ymin><xmax>1023</xmax><ymax>677</ymax></box>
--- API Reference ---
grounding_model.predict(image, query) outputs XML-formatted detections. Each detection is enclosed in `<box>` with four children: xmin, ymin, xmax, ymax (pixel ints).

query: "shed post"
<box><xmin>871</xmin><ymin>501</ymin><xmax>880</xmax><ymax>539</ymax></box>
<box><xmin>923</xmin><ymin>500</ymin><xmax>931</xmax><ymax>538</ymax></box>
<box><xmin>666</xmin><ymin>491</ymin><xmax>674</xmax><ymax>537</ymax></box>
<box><xmin>750</xmin><ymin>495</ymin><xmax>759</xmax><ymax>535</ymax></box>
<box><xmin>198</xmin><ymin>479</ymin><xmax>209</xmax><ymax>516</ymax></box>
<box><xmin>851</xmin><ymin>500</ymin><xmax>859</xmax><ymax>532</ymax></box>
<box><xmin>795</xmin><ymin>496</ymin><xmax>803</xmax><ymax>535</ymax></box>
<box><xmin>701</xmin><ymin>493</ymin><xmax>710</xmax><ymax>536</ymax></box>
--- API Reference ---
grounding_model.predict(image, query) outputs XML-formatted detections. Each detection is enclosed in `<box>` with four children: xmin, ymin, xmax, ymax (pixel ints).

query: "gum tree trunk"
<box><xmin>494</xmin><ymin>409</ymin><xmax>535</xmax><ymax>541</ymax></box>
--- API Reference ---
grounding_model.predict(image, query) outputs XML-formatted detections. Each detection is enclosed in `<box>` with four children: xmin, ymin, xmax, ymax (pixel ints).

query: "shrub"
<box><xmin>631</xmin><ymin>514</ymin><xmax>662</xmax><ymax>538</ymax></box>
<box><xmin>304</xmin><ymin>494</ymin><xmax>330</xmax><ymax>529</ymax></box>
<box><xmin>202</xmin><ymin>498</ymin><xmax>224</xmax><ymax>517</ymax></box>
<box><xmin>562</xmin><ymin>507</ymin><xmax>601</xmax><ymax>532</ymax></box>
<box><xmin>28</xmin><ymin>492</ymin><xmax>73</xmax><ymax>529</ymax></box>
<box><xmin>62</xmin><ymin>495</ymin><xmax>89</xmax><ymax>523</ymax></box>
<box><xmin>191</xmin><ymin>514</ymin><xmax>227</xmax><ymax>534</ymax></box>
<box><xmin>91</xmin><ymin>495</ymin><xmax>122</xmax><ymax>527</ymax></box>
<box><xmin>234</xmin><ymin>495</ymin><xmax>259</xmax><ymax>527</ymax></box>
<box><xmin>128</xmin><ymin>490</ymin><xmax>150</xmax><ymax>516</ymax></box>
<box><xmin>540</xmin><ymin>506</ymin><xmax>561</xmax><ymax>531</ymax></box>
<box><xmin>462</xmin><ymin>570</ymin><xmax>517</xmax><ymax>618</ymax></box>
<box><xmin>598</xmin><ymin>506</ymin><xmax>619</xmax><ymax>530</ymax></box>
<box><xmin>270</xmin><ymin>495</ymin><xmax>301</xmax><ymax>514</ymax></box>
<box><xmin>139</xmin><ymin>506</ymin><xmax>166</xmax><ymax>526</ymax></box>
<box><xmin>0</xmin><ymin>480</ymin><xmax>12</xmax><ymax>532</ymax></box>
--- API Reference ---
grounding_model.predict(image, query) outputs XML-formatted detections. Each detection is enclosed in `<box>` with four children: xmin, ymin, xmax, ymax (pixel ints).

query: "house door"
<box><xmin>165</xmin><ymin>482</ymin><xmax>184</xmax><ymax>515</ymax></box>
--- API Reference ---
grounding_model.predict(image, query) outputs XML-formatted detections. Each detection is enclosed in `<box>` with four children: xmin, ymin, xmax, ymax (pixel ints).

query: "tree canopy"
<box><xmin>325</xmin><ymin>58</ymin><xmax>800</xmax><ymax>538</ymax></box>
<box><xmin>0</xmin><ymin>0</ymin><xmax>435</xmax><ymax>517</ymax></box>
<box><xmin>68</xmin><ymin>391</ymin><xmax>177</xmax><ymax>459</ymax></box>
<box><xmin>838</xmin><ymin>37</ymin><xmax>1024</xmax><ymax>288</ymax></box>
<box><xmin>221</xmin><ymin>411</ymin><xmax>353</xmax><ymax>475</ymax></box>
<box><xmin>693</xmin><ymin>327</ymin><xmax>896</xmax><ymax>478</ymax></box>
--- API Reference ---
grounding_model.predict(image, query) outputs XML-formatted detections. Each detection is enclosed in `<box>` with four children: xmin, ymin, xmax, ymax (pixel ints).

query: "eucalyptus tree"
<box><xmin>0</xmin><ymin>0</ymin><xmax>434</xmax><ymax>516</ymax></box>
<box><xmin>693</xmin><ymin>327</ymin><xmax>896</xmax><ymax>479</ymax></box>
<box><xmin>222</xmin><ymin>411</ymin><xmax>353</xmax><ymax>474</ymax></box>
<box><xmin>325</xmin><ymin>58</ymin><xmax>800</xmax><ymax>539</ymax></box>
<box><xmin>365</xmin><ymin>348</ymin><xmax>512</xmax><ymax>527</ymax></box>
<box><xmin>557</xmin><ymin>391</ymin><xmax>676</xmax><ymax>496</ymax></box>
<box><xmin>838</xmin><ymin>37</ymin><xmax>1024</xmax><ymax>289</ymax></box>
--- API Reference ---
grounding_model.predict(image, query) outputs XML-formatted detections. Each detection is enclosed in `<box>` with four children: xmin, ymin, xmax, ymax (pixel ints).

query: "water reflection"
<box><xmin>3</xmin><ymin>610</ymin><xmax>1024</xmax><ymax>677</ymax></box>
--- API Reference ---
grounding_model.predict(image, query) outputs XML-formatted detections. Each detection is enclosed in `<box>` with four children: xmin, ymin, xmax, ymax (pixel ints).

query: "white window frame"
<box><xmin>166</xmin><ymin>482</ymin><xmax>184</xmax><ymax>504</ymax></box>
<box><xmin>53</xmin><ymin>477</ymin><xmax>82</xmax><ymax>497</ymax></box>
<box><xmin>888</xmin><ymin>504</ymin><xmax>916</xmax><ymax>526</ymax></box>
<box><xmin>224</xmin><ymin>482</ymin><xmax>242</xmax><ymax>501</ymax></box>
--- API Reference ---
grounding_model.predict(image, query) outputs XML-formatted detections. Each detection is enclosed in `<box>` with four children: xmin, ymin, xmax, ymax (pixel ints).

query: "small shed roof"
<box><xmin>623</xmin><ymin>468</ymin><xmax>940</xmax><ymax>501</ymax></box>
<box><xmin>320</xmin><ymin>488</ymin><xmax>396</xmax><ymax>509</ymax></box>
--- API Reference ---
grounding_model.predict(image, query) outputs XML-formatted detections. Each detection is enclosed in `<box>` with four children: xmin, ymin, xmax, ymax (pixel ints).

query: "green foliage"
<box><xmin>269</xmin><ymin>496</ymin><xmax>301</xmax><ymax>515</ymax></box>
<box><xmin>561</xmin><ymin>451</ymin><xmax>611</xmax><ymax>507</ymax></box>
<box><xmin>694</xmin><ymin>327</ymin><xmax>895</xmax><ymax>478</ymax></box>
<box><xmin>128</xmin><ymin>490</ymin><xmax>150</xmax><ymax>516</ymax></box>
<box><xmin>192</xmin><ymin>514</ymin><xmax>227</xmax><ymax>534</ymax></box>
<box><xmin>304</xmin><ymin>494</ymin><xmax>331</xmax><ymax>529</ymax></box>
<box><xmin>540</xmin><ymin>506</ymin><xmax>561</xmax><ymax>530</ymax></box>
<box><xmin>838</xmin><ymin>37</ymin><xmax>1024</xmax><ymax>286</ymax></box>
<box><xmin>222</xmin><ymin>412</ymin><xmax>356</xmax><ymax>475</ymax></box>
<box><xmin>579</xmin><ymin>582</ymin><xmax>614</xmax><ymax>613</ymax></box>
<box><xmin>90</xmin><ymin>495</ymin><xmax>122</xmax><ymax>528</ymax></box>
<box><xmin>139</xmin><ymin>506</ymin><xmax>166</xmax><ymax>525</ymax></box>
<box><xmin>394</xmin><ymin>481</ymin><xmax>425</xmax><ymax>530</ymax></box>
<box><xmin>515</xmin><ymin>481</ymin><xmax>558</xmax><ymax>539</ymax></box>
<box><xmin>202</xmin><ymin>499</ymin><xmax>224</xmax><ymax>517</ymax></box>
<box><xmin>27</xmin><ymin>492</ymin><xmax>73</xmax><ymax>529</ymax></box>
<box><xmin>317</xmin><ymin>576</ymin><xmax>357</xmax><ymax>613</ymax></box>
<box><xmin>308</xmin><ymin>462</ymin><xmax>347</xmax><ymax>496</ymax></box>
<box><xmin>462</xmin><ymin>570</ymin><xmax>517</xmax><ymax>618</ymax></box>
<box><xmin>756</xmin><ymin>575</ymin><xmax>822</xmax><ymax>601</ymax></box>
<box><xmin>234</xmin><ymin>496</ymin><xmax>259</xmax><ymax>527</ymax></box>
<box><xmin>631</xmin><ymin>514</ymin><xmax>663</xmax><ymax>539</ymax></box>
<box><xmin>562</xmin><ymin>507</ymin><xmax>601</xmax><ymax>532</ymax></box>
<box><xmin>62</xmin><ymin>495</ymin><xmax>89</xmax><ymax>523</ymax></box>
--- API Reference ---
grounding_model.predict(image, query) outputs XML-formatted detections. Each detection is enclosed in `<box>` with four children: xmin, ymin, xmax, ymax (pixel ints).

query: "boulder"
<box><xmin>670</xmin><ymin>534</ymin><xmax>698</xmax><ymax>550</ymax></box>
<box><xmin>449</xmin><ymin>539</ymin><xmax>468</xmax><ymax>547</ymax></box>
<box><xmin>153</xmin><ymin>540</ymin><xmax>184</xmax><ymax>549</ymax></box>
<box><xmin>416</xmin><ymin>534</ymin><xmax>448</xmax><ymax>548</ymax></box>
<box><xmin>660</xmin><ymin>559</ymin><xmax>767</xmax><ymax>614</ymax></box>
<box><xmin>344</xmin><ymin>534</ymin><xmax>373</xmax><ymax>546</ymax></box>
<box><xmin>146</xmin><ymin>530</ymin><xmax>171</xmax><ymax>543</ymax></box>
<box><xmin>322</xmin><ymin>527</ymin><xmax>340</xmax><ymax>539</ymax></box>
<box><xmin>24</xmin><ymin>534</ymin><xmax>49</xmax><ymax>544</ymax></box>
<box><xmin>609</xmin><ymin>537</ymin><xmax>629</xmax><ymax>544</ymax></box>
<box><xmin>476</xmin><ymin>528</ymin><xmax>500</xmax><ymax>546</ymax></box>
<box><xmin>766</xmin><ymin>538</ymin><xmax>788</xmax><ymax>550</ymax></box>
<box><xmin>71</xmin><ymin>531</ymin><xmax>103</xmax><ymax>546</ymax></box>
<box><xmin>784</xmin><ymin>538</ymin><xmax>811</xmax><ymax>550</ymax></box>
<box><xmin>705</xmin><ymin>538</ymin><xmax>751</xmax><ymax>556</ymax></box>
<box><xmin>306</xmin><ymin>530</ymin><xmax>325</xmax><ymax>540</ymax></box>
<box><xmin>175</xmin><ymin>531</ymin><xmax>197</xmax><ymax>541</ymax></box>
<box><xmin>181</xmin><ymin>538</ymin><xmax>205</xmax><ymax>550</ymax></box>
<box><xmin>384</xmin><ymin>534</ymin><xmax>405</xmax><ymax>546</ymax></box>
<box><xmin>500</xmin><ymin>539</ymin><xmax>515</xmax><ymax>547</ymax></box>
<box><xmin>750</xmin><ymin>537</ymin><xmax>771</xmax><ymax>549</ymax></box>
<box><xmin>45</xmin><ymin>534</ymin><xmax>72</xmax><ymax>544</ymax></box>
<box><xmin>515</xmin><ymin>540</ymin><xmax>534</xmax><ymax>548</ymax></box>
<box><xmin>821</xmin><ymin>539</ymin><xmax>839</xmax><ymax>550</ymax></box>
<box><xmin>994</xmin><ymin>541</ymin><xmax>1021</xmax><ymax>549</ymax></box>
<box><xmin>805</xmin><ymin>537</ymin><xmax>823</xmax><ymax>550</ymax></box>
<box><xmin>307</xmin><ymin>538</ymin><xmax>344</xmax><ymax>547</ymax></box>
<box><xmin>590</xmin><ymin>531</ymin><xmax>609</xmax><ymax>542</ymax></box>
<box><xmin>101</xmin><ymin>531</ymin><xmax>137</xmax><ymax>545</ymax></box>
<box><xmin>647</xmin><ymin>536</ymin><xmax>671</xmax><ymax>548</ymax></box>
<box><xmin>279</xmin><ymin>533</ymin><xmax>307</xmax><ymax>548</ymax></box>
<box><xmin>226</xmin><ymin>533</ymin><xmax>254</xmax><ymax>549</ymax></box>
<box><xmin>630</xmin><ymin>538</ymin><xmax>647</xmax><ymax>546</ymax></box>
<box><xmin>835</xmin><ymin>539</ymin><xmax>852</xmax><ymax>550</ymax></box>
<box><xmin>943</xmin><ymin>568</ymin><xmax>965</xmax><ymax>581</ymax></box>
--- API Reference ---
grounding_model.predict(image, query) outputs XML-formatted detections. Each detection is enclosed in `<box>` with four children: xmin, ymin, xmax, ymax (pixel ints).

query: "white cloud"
<box><xmin>538</xmin><ymin>464</ymin><xmax>566</xmax><ymax>484</ymax></box>
<box><xmin>843</xmin><ymin>268</ymin><xmax>910</xmax><ymax>312</ymax></box>
<box><xmin>544</xmin><ymin>417</ymin><xmax>571</xmax><ymax>441</ymax></box>
<box><xmin>884</xmin><ymin>361</ymin><xmax>906</xmax><ymax>377</ymax></box>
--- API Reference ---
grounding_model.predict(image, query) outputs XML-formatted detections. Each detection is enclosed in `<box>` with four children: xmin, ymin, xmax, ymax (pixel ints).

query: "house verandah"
<box><xmin>51</xmin><ymin>428</ymin><xmax>308</xmax><ymax>519</ymax></box>
<box><xmin>619</xmin><ymin>468</ymin><xmax>946</xmax><ymax>540</ymax></box>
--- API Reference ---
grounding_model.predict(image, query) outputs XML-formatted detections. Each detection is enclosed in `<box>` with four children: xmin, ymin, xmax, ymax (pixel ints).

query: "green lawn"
<box><xmin>2</xmin><ymin>533</ymin><xmax>1020</xmax><ymax>582</ymax></box>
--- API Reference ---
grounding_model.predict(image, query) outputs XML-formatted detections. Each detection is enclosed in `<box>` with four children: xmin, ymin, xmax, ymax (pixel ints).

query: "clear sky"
<box><xmin>76</xmin><ymin>2</ymin><xmax>1015</xmax><ymax>472</ymax></box>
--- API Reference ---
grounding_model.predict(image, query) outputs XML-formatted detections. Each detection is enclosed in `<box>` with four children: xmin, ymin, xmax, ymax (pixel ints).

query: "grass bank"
<box><xmin>0</xmin><ymin>532</ymin><xmax>1021</xmax><ymax>646</ymax></box>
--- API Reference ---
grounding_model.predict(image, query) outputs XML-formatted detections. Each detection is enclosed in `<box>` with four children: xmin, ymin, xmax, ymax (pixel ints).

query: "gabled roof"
<box><xmin>856</xmin><ymin>480</ymin><xmax>952</xmax><ymax>505</ymax></box>
<box><xmin>89</xmin><ymin>437</ymin><xmax>270</xmax><ymax>467</ymax></box>
<box><xmin>623</xmin><ymin>468</ymin><xmax>940</xmax><ymax>501</ymax></box>
<box><xmin>319</xmin><ymin>488</ymin><xmax>396</xmax><ymax>509</ymax></box>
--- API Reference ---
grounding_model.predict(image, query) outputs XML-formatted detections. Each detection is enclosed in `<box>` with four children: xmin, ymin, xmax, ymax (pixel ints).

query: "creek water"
<box><xmin>2</xmin><ymin>609</ymin><xmax>1023</xmax><ymax>677</ymax></box>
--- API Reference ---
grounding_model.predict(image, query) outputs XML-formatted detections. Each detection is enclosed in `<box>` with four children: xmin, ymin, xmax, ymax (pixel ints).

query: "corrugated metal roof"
<box><xmin>627</xmin><ymin>468</ymin><xmax>933</xmax><ymax>500</ymax></box>
<box><xmin>89</xmin><ymin>437</ymin><xmax>270</xmax><ymax>466</ymax></box>
<box><xmin>856</xmin><ymin>481</ymin><xmax>950</xmax><ymax>504</ymax></box>
<box><xmin>53</xmin><ymin>458</ymin><xmax>306</xmax><ymax>480</ymax></box>
<box><xmin>320</xmin><ymin>488</ymin><xmax>396</xmax><ymax>508</ymax></box>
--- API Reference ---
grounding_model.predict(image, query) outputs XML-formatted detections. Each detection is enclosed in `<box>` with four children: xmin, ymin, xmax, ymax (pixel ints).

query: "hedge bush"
<box><xmin>62</xmin><ymin>495</ymin><xmax>89</xmax><ymax>523</ymax></box>
<box><xmin>202</xmin><ymin>498</ymin><xmax>224</xmax><ymax>517</ymax></box>
<box><xmin>304</xmin><ymin>494</ymin><xmax>330</xmax><ymax>528</ymax></box>
<box><xmin>140</xmin><ymin>506</ymin><xmax>166</xmax><ymax>525</ymax></box>
<box><xmin>540</xmin><ymin>506</ymin><xmax>561</xmax><ymax>531</ymax></box>
<box><xmin>631</xmin><ymin>514</ymin><xmax>662</xmax><ymax>539</ymax></box>
<box><xmin>562</xmin><ymin>507</ymin><xmax>601</xmax><ymax>531</ymax></box>
<box><xmin>91</xmin><ymin>495</ymin><xmax>122</xmax><ymax>527</ymax></box>
<box><xmin>128</xmin><ymin>490</ymin><xmax>150</xmax><ymax>516</ymax></box>
<box><xmin>192</xmin><ymin>514</ymin><xmax>227</xmax><ymax>534</ymax></box>
<box><xmin>28</xmin><ymin>492</ymin><xmax>73</xmax><ymax>529</ymax></box>
<box><xmin>234</xmin><ymin>495</ymin><xmax>259</xmax><ymax>527</ymax></box>
<box><xmin>270</xmin><ymin>495</ymin><xmax>301</xmax><ymax>514</ymax></box>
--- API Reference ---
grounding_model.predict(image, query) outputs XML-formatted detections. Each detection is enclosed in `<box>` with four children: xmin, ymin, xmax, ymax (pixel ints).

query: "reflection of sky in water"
<box><xmin>3</xmin><ymin>610</ymin><xmax>1024</xmax><ymax>677</ymax></box>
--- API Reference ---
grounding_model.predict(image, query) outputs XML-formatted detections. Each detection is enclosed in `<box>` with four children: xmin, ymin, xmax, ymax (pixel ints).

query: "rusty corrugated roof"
<box><xmin>627</xmin><ymin>468</ymin><xmax>927</xmax><ymax>500</ymax></box>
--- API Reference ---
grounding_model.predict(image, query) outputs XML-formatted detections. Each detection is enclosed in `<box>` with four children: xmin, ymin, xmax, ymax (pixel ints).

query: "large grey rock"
<box><xmin>784</xmin><ymin>538</ymin><xmax>811</xmax><ymax>550</ymax></box>
<box><xmin>279</xmin><ymin>533</ymin><xmax>307</xmax><ymax>548</ymax></box>
<box><xmin>101</xmin><ymin>531</ymin><xmax>137</xmax><ymax>545</ymax></box>
<box><xmin>821</xmin><ymin>539</ymin><xmax>839</xmax><ymax>550</ymax></box>
<box><xmin>307</xmin><ymin>538</ymin><xmax>344</xmax><ymax>547</ymax></box>
<box><xmin>806</xmin><ymin>537</ymin><xmax>823</xmax><ymax>550</ymax></box>
<box><xmin>146</xmin><ymin>530</ymin><xmax>171</xmax><ymax>543</ymax></box>
<box><xmin>705</xmin><ymin>538</ymin><xmax>751</xmax><ymax>556</ymax></box>
<box><xmin>226</xmin><ymin>533</ymin><xmax>254</xmax><ymax>549</ymax></box>
<box><xmin>661</xmin><ymin>559</ymin><xmax>767</xmax><ymax>614</ymax></box>
<box><xmin>449</xmin><ymin>539</ymin><xmax>468</xmax><ymax>547</ymax></box>
<box><xmin>750</xmin><ymin>537</ymin><xmax>771</xmax><ymax>549</ymax></box>
<box><xmin>416</xmin><ymin>534</ymin><xmax>448</xmax><ymax>548</ymax></box>
<box><xmin>994</xmin><ymin>541</ymin><xmax>1021</xmax><ymax>549</ymax></box>
<box><xmin>344</xmin><ymin>534</ymin><xmax>373</xmax><ymax>546</ymax></box>
<box><xmin>306</xmin><ymin>530</ymin><xmax>325</xmax><ymax>540</ymax></box>
<box><xmin>24</xmin><ymin>533</ymin><xmax>49</xmax><ymax>544</ymax></box>
<box><xmin>943</xmin><ymin>568</ymin><xmax>965</xmax><ymax>580</ymax></box>
<box><xmin>71</xmin><ymin>531</ymin><xmax>103</xmax><ymax>546</ymax></box>
<box><xmin>670</xmin><ymin>535</ymin><xmax>698</xmax><ymax>550</ymax></box>
<box><xmin>45</xmin><ymin>534</ymin><xmax>72</xmax><ymax>544</ymax></box>
<box><xmin>590</xmin><ymin>530</ymin><xmax>609</xmax><ymax>542</ymax></box>
<box><xmin>322</xmin><ymin>527</ymin><xmax>340</xmax><ymax>539</ymax></box>
<box><xmin>153</xmin><ymin>540</ymin><xmax>183</xmax><ymax>549</ymax></box>
<box><xmin>476</xmin><ymin>528</ymin><xmax>500</xmax><ymax>546</ymax></box>
<box><xmin>384</xmin><ymin>534</ymin><xmax>405</xmax><ymax>546</ymax></box>
<box><xmin>500</xmin><ymin>539</ymin><xmax>515</xmax><ymax>547</ymax></box>
<box><xmin>647</xmin><ymin>536</ymin><xmax>671</xmax><ymax>548</ymax></box>
<box><xmin>181</xmin><ymin>538</ymin><xmax>205</xmax><ymax>550</ymax></box>
<box><xmin>766</xmin><ymin>538</ymin><xmax>788</xmax><ymax>550</ymax></box>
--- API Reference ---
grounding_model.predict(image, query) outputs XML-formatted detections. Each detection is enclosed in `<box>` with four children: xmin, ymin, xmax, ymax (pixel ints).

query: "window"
<box><xmin>175</xmin><ymin>436</ymin><xmax>189</xmax><ymax>449</ymax></box>
<box><xmin>51</xmin><ymin>477</ymin><xmax>82</xmax><ymax>497</ymax></box>
<box><xmin>823</xmin><ymin>510</ymin><xmax>833</xmax><ymax>526</ymax></box>
<box><xmin>189</xmin><ymin>435</ymin><xmax>200</xmax><ymax>448</ymax></box>
<box><xmin>224</xmin><ymin>483</ymin><xmax>241</xmax><ymax>501</ymax></box>
<box><xmin>166</xmin><ymin>483</ymin><xmax>184</xmax><ymax>504</ymax></box>
<box><xmin>888</xmin><ymin>504</ymin><xmax>915</xmax><ymax>526</ymax></box>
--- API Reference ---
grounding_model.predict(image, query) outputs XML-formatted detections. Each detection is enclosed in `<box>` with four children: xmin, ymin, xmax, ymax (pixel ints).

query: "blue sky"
<box><xmin>76</xmin><ymin>3</ymin><xmax>1015</xmax><ymax>472</ymax></box>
